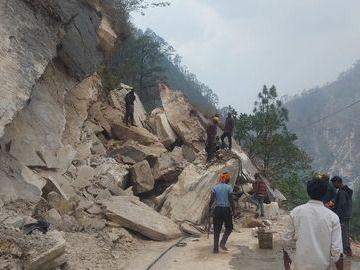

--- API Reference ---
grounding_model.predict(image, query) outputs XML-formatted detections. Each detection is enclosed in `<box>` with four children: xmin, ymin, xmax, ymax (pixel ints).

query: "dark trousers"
<box><xmin>341</xmin><ymin>218</ymin><xmax>352</xmax><ymax>255</ymax></box>
<box><xmin>206</xmin><ymin>142</ymin><xmax>216</xmax><ymax>162</ymax></box>
<box><xmin>124</xmin><ymin>105</ymin><xmax>135</xmax><ymax>126</ymax></box>
<box><xmin>250</xmin><ymin>194</ymin><xmax>265</xmax><ymax>217</ymax></box>
<box><xmin>220</xmin><ymin>132</ymin><xmax>232</xmax><ymax>150</ymax></box>
<box><xmin>213</xmin><ymin>206</ymin><xmax>233</xmax><ymax>251</ymax></box>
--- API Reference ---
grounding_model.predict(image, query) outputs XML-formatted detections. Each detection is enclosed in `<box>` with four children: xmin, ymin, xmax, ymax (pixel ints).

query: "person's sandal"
<box><xmin>220</xmin><ymin>243</ymin><xmax>228</xmax><ymax>251</ymax></box>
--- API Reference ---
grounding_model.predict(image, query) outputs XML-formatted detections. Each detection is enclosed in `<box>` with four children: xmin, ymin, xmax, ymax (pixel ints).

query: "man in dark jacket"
<box><xmin>332</xmin><ymin>176</ymin><xmax>353</xmax><ymax>256</ymax></box>
<box><xmin>220</xmin><ymin>113</ymin><xmax>235</xmax><ymax>150</ymax></box>
<box><xmin>206</xmin><ymin>117</ymin><xmax>219</xmax><ymax>162</ymax></box>
<box><xmin>322</xmin><ymin>174</ymin><xmax>337</xmax><ymax>209</ymax></box>
<box><xmin>124</xmin><ymin>88</ymin><xmax>136</xmax><ymax>126</ymax></box>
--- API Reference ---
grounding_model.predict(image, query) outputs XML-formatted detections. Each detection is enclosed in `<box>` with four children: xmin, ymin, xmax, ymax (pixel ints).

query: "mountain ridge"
<box><xmin>286</xmin><ymin>60</ymin><xmax>360</xmax><ymax>185</ymax></box>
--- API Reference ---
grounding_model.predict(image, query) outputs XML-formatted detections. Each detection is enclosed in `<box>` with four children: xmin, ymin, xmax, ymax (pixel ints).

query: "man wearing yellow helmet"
<box><xmin>206</xmin><ymin>116</ymin><xmax>220</xmax><ymax>162</ymax></box>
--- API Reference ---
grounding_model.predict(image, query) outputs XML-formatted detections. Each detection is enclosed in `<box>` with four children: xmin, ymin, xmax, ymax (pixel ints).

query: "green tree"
<box><xmin>101</xmin><ymin>24</ymin><xmax>219</xmax><ymax>114</ymax></box>
<box><xmin>104</xmin><ymin>29</ymin><xmax>168</xmax><ymax>109</ymax></box>
<box><xmin>235</xmin><ymin>85</ymin><xmax>311</xmax><ymax>208</ymax></box>
<box><xmin>114</xmin><ymin>0</ymin><xmax>170</xmax><ymax>14</ymax></box>
<box><xmin>236</xmin><ymin>85</ymin><xmax>310</xmax><ymax>178</ymax></box>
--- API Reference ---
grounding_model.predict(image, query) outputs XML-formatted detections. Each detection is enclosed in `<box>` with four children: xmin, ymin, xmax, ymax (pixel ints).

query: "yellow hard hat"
<box><xmin>213</xmin><ymin>117</ymin><xmax>220</xmax><ymax>125</ymax></box>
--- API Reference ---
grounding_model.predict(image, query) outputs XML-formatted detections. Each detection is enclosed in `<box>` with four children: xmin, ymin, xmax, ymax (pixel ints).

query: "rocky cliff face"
<box><xmin>286</xmin><ymin>61</ymin><xmax>360</xmax><ymax>185</ymax></box>
<box><xmin>0</xmin><ymin>1</ymin><xmax>265</xmax><ymax>268</ymax></box>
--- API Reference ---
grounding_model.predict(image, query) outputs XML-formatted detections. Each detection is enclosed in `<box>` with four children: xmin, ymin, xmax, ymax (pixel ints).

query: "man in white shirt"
<box><xmin>282</xmin><ymin>178</ymin><xmax>343</xmax><ymax>270</ymax></box>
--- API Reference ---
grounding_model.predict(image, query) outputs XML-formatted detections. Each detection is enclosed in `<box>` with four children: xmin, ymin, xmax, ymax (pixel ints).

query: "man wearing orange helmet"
<box><xmin>209</xmin><ymin>172</ymin><xmax>235</xmax><ymax>253</ymax></box>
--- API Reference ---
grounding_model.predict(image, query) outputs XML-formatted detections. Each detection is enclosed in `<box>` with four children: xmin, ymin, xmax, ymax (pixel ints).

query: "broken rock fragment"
<box><xmin>101</xmin><ymin>196</ymin><xmax>181</xmax><ymax>241</ymax></box>
<box><xmin>130</xmin><ymin>160</ymin><xmax>155</xmax><ymax>194</ymax></box>
<box><xmin>159</xmin><ymin>84</ymin><xmax>206</xmax><ymax>152</ymax></box>
<box><xmin>152</xmin><ymin>147</ymin><xmax>188</xmax><ymax>182</ymax></box>
<box><xmin>148</xmin><ymin>109</ymin><xmax>178</xmax><ymax>148</ymax></box>
<box><xmin>110</xmin><ymin>140</ymin><xmax>167</xmax><ymax>164</ymax></box>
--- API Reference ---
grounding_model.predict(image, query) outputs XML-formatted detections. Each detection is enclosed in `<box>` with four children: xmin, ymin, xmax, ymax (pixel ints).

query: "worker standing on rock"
<box><xmin>332</xmin><ymin>176</ymin><xmax>353</xmax><ymax>257</ymax></box>
<box><xmin>220</xmin><ymin>112</ymin><xmax>235</xmax><ymax>150</ymax></box>
<box><xmin>282</xmin><ymin>177</ymin><xmax>343</xmax><ymax>270</ymax></box>
<box><xmin>206</xmin><ymin>116</ymin><xmax>220</xmax><ymax>162</ymax></box>
<box><xmin>209</xmin><ymin>172</ymin><xmax>235</xmax><ymax>253</ymax></box>
<box><xmin>124</xmin><ymin>88</ymin><xmax>136</xmax><ymax>126</ymax></box>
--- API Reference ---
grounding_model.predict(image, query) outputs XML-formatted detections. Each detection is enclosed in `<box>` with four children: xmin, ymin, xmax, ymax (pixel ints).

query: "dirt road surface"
<box><xmin>125</xmin><ymin>229</ymin><xmax>360</xmax><ymax>270</ymax></box>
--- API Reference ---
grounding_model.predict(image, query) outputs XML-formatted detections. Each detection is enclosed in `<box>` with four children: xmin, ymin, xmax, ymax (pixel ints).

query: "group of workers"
<box><xmin>283</xmin><ymin>174</ymin><xmax>353</xmax><ymax>270</ymax></box>
<box><xmin>124</xmin><ymin>89</ymin><xmax>354</xmax><ymax>269</ymax></box>
<box><xmin>209</xmin><ymin>172</ymin><xmax>268</xmax><ymax>253</ymax></box>
<box><xmin>209</xmin><ymin>171</ymin><xmax>354</xmax><ymax>270</ymax></box>
<box><xmin>206</xmin><ymin>113</ymin><xmax>235</xmax><ymax>162</ymax></box>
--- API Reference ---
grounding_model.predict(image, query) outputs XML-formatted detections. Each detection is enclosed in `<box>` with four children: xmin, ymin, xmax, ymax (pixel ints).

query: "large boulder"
<box><xmin>101</xmin><ymin>196</ymin><xmax>182</xmax><ymax>241</ymax></box>
<box><xmin>130</xmin><ymin>160</ymin><xmax>155</xmax><ymax>194</ymax></box>
<box><xmin>110</xmin><ymin>140</ymin><xmax>167</xmax><ymax>164</ymax></box>
<box><xmin>148</xmin><ymin>109</ymin><xmax>178</xmax><ymax>148</ymax></box>
<box><xmin>232</xmin><ymin>149</ymin><xmax>259</xmax><ymax>182</ymax></box>
<box><xmin>159</xmin><ymin>84</ymin><xmax>206</xmax><ymax>152</ymax></box>
<box><xmin>160</xmin><ymin>159</ymin><xmax>240</xmax><ymax>224</ymax></box>
<box><xmin>95</xmin><ymin>158</ymin><xmax>129</xmax><ymax>190</ymax></box>
<box><xmin>152</xmin><ymin>147</ymin><xmax>188</xmax><ymax>182</ymax></box>
<box><xmin>111</xmin><ymin>124</ymin><xmax>160</xmax><ymax>146</ymax></box>
<box><xmin>0</xmin><ymin>153</ymin><xmax>46</xmax><ymax>203</ymax></box>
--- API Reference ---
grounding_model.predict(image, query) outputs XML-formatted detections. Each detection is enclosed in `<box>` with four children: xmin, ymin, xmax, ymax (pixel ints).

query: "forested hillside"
<box><xmin>286</xmin><ymin>61</ymin><xmax>360</xmax><ymax>186</ymax></box>
<box><xmin>101</xmin><ymin>27</ymin><xmax>219</xmax><ymax>115</ymax></box>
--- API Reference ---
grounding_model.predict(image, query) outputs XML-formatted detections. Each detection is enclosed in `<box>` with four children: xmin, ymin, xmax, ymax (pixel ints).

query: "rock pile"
<box><xmin>0</xmin><ymin>1</ymin><xmax>272</xmax><ymax>268</ymax></box>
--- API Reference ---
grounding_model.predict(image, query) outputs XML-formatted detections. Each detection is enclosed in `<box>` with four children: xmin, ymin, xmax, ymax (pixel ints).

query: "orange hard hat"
<box><xmin>220</xmin><ymin>172</ymin><xmax>231</xmax><ymax>183</ymax></box>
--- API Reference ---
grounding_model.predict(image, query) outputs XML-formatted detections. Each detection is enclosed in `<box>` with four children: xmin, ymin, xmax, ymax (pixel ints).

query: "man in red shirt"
<box><xmin>221</xmin><ymin>113</ymin><xmax>235</xmax><ymax>150</ymax></box>
<box><xmin>250</xmin><ymin>173</ymin><xmax>267</xmax><ymax>217</ymax></box>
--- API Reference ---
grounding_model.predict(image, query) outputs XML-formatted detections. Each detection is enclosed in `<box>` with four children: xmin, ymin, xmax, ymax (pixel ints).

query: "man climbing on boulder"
<box><xmin>124</xmin><ymin>88</ymin><xmax>136</xmax><ymax>126</ymax></box>
<box><xmin>332</xmin><ymin>176</ymin><xmax>353</xmax><ymax>257</ymax></box>
<box><xmin>209</xmin><ymin>172</ymin><xmax>235</xmax><ymax>253</ymax></box>
<box><xmin>250</xmin><ymin>173</ymin><xmax>267</xmax><ymax>217</ymax></box>
<box><xmin>282</xmin><ymin>177</ymin><xmax>343</xmax><ymax>270</ymax></box>
<box><xmin>206</xmin><ymin>116</ymin><xmax>220</xmax><ymax>162</ymax></box>
<box><xmin>220</xmin><ymin>112</ymin><xmax>235</xmax><ymax>150</ymax></box>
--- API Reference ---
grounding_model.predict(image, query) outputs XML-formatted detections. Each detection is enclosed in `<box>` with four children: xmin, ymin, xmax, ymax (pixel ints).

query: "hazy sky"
<box><xmin>133</xmin><ymin>0</ymin><xmax>360</xmax><ymax>113</ymax></box>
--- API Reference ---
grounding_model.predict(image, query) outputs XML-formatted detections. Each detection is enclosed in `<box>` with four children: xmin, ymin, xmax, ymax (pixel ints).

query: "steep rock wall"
<box><xmin>0</xmin><ymin>0</ymin><xmax>119</xmax><ymax>203</ymax></box>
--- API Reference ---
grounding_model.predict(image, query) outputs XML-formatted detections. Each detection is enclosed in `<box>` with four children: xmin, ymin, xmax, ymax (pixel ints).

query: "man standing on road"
<box><xmin>282</xmin><ymin>178</ymin><xmax>343</xmax><ymax>270</ymax></box>
<box><xmin>209</xmin><ymin>172</ymin><xmax>235</xmax><ymax>253</ymax></box>
<box><xmin>250</xmin><ymin>173</ymin><xmax>267</xmax><ymax>217</ymax></box>
<box><xmin>332</xmin><ymin>176</ymin><xmax>353</xmax><ymax>257</ymax></box>
<box><xmin>321</xmin><ymin>173</ymin><xmax>337</xmax><ymax>209</ymax></box>
<box><xmin>124</xmin><ymin>88</ymin><xmax>136</xmax><ymax>126</ymax></box>
<box><xmin>220</xmin><ymin>113</ymin><xmax>235</xmax><ymax>150</ymax></box>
